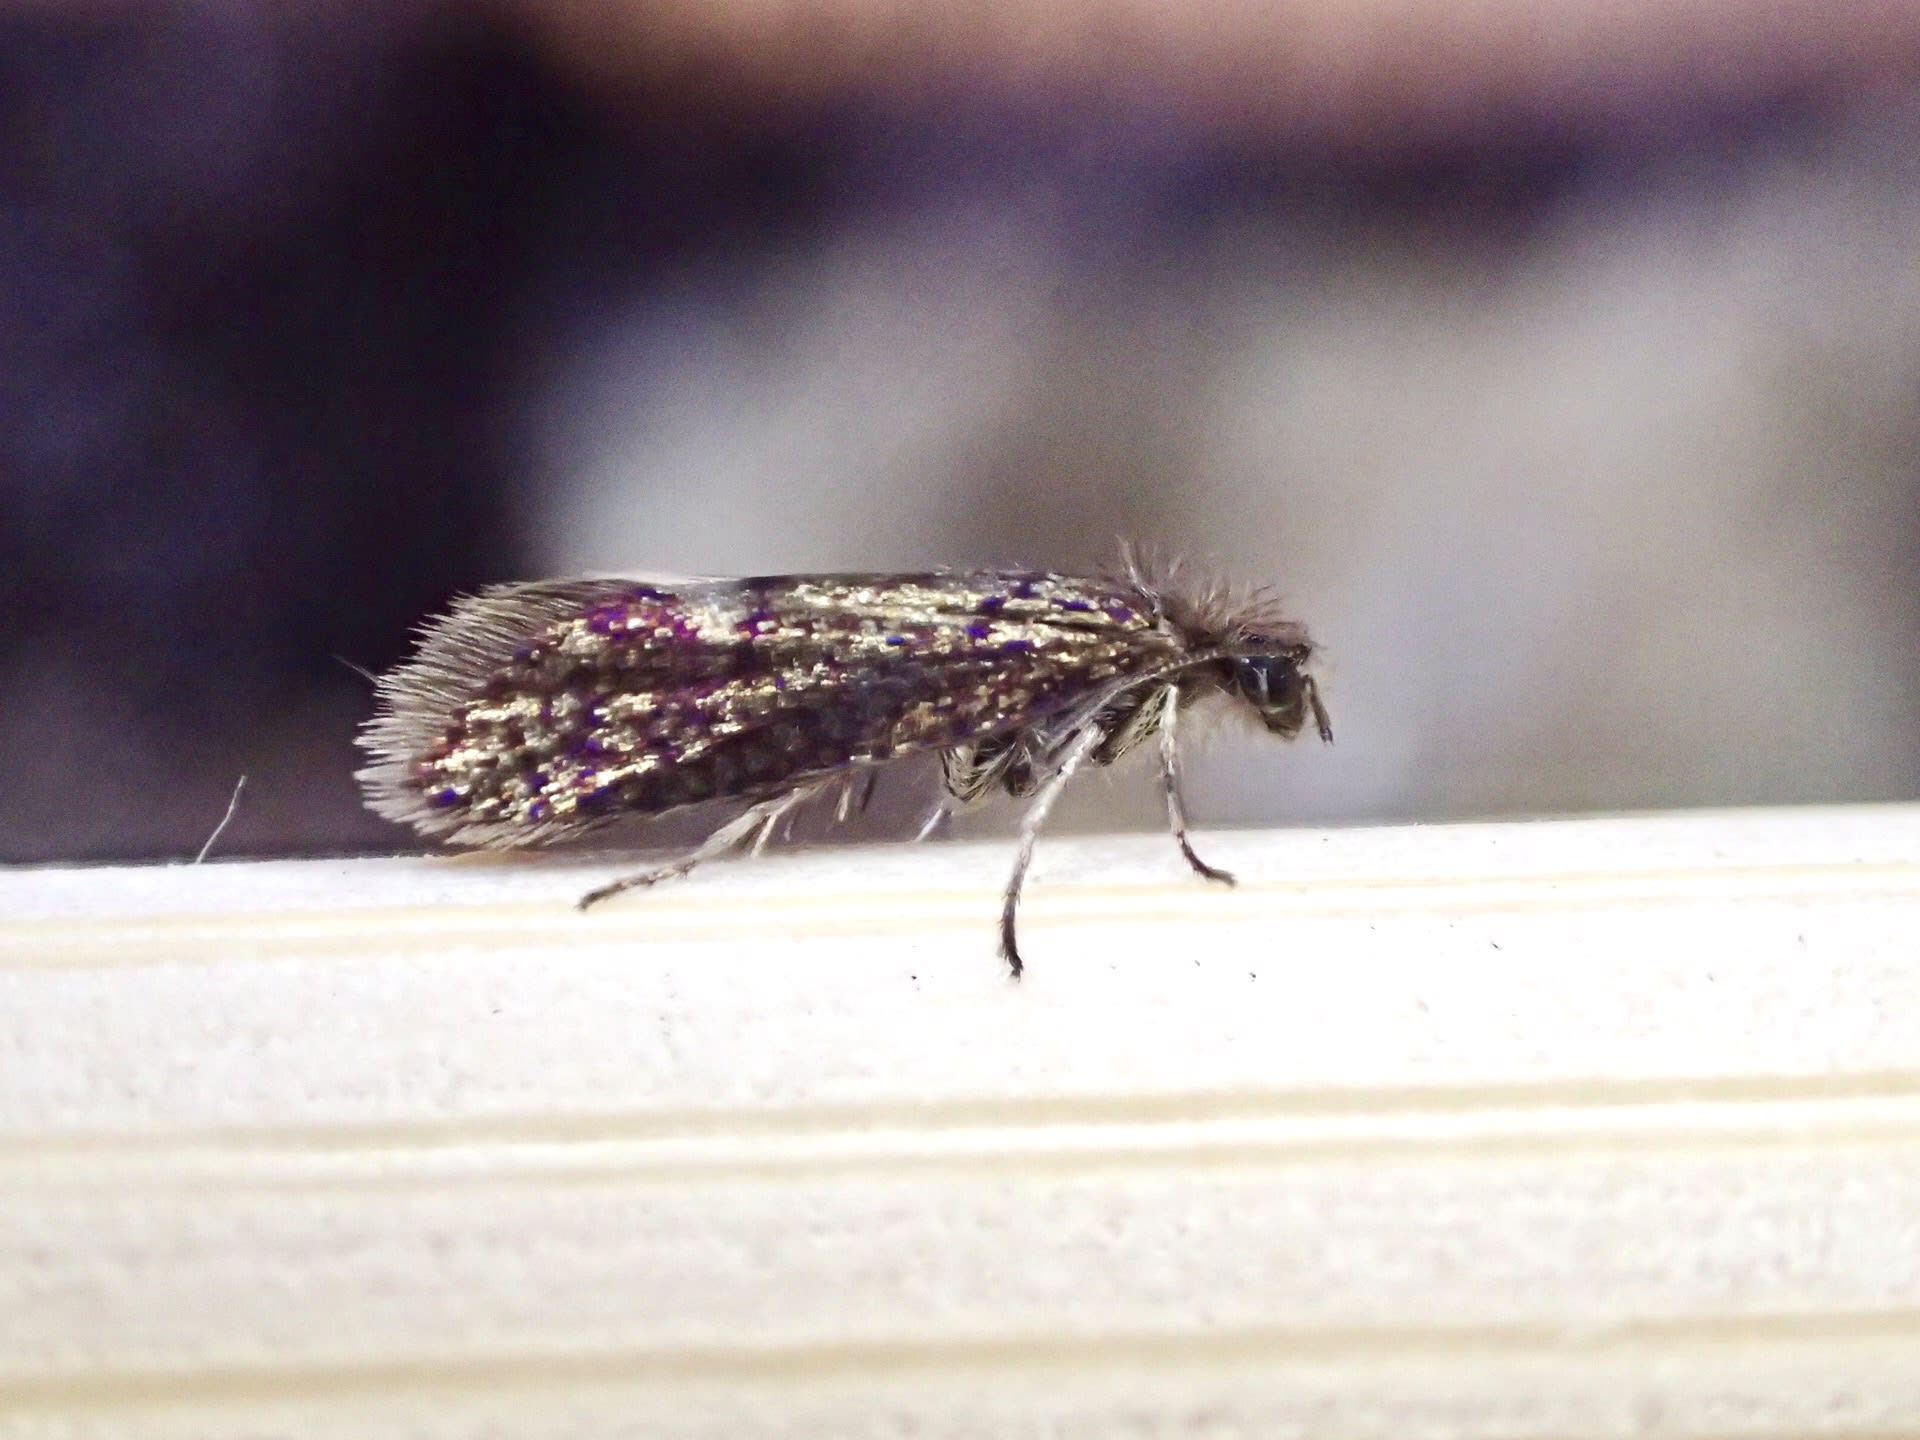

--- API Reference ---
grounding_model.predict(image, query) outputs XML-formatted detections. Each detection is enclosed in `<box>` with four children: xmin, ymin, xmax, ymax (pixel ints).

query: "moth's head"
<box><xmin>1227</xmin><ymin>643</ymin><xmax>1333</xmax><ymax>744</ymax></box>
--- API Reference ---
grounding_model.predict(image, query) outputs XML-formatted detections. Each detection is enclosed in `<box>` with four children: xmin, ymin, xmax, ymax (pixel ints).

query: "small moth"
<box><xmin>357</xmin><ymin>556</ymin><xmax>1331</xmax><ymax>976</ymax></box>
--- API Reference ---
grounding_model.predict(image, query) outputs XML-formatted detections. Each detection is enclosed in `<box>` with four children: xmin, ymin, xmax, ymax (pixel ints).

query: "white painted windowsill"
<box><xmin>3</xmin><ymin>804</ymin><xmax>1919</xmax><ymax>1438</ymax></box>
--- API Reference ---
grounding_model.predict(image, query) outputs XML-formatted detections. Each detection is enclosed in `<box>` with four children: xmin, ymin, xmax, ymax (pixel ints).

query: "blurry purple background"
<box><xmin>4</xmin><ymin>2</ymin><xmax>1917</xmax><ymax>865</ymax></box>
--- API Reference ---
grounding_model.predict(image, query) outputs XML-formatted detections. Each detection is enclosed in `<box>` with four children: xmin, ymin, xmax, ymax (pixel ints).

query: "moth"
<box><xmin>357</xmin><ymin>557</ymin><xmax>1332</xmax><ymax>976</ymax></box>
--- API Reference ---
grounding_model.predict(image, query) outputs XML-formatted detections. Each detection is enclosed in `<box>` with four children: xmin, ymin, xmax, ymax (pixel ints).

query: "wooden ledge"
<box><xmin>4</xmin><ymin>805</ymin><xmax>1919</xmax><ymax>1436</ymax></box>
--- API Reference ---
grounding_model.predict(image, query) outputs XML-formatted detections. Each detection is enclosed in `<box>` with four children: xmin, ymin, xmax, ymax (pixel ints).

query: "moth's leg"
<box><xmin>751</xmin><ymin>782</ymin><xmax>819</xmax><ymax>857</ymax></box>
<box><xmin>914</xmin><ymin>799</ymin><xmax>952</xmax><ymax>841</ymax></box>
<box><xmin>1159</xmin><ymin>687</ymin><xmax>1236</xmax><ymax>886</ymax></box>
<box><xmin>833</xmin><ymin>767</ymin><xmax>880</xmax><ymax>824</ymax></box>
<box><xmin>942</xmin><ymin>738</ymin><xmax>1012</xmax><ymax>804</ymax></box>
<box><xmin>999</xmin><ymin>723</ymin><xmax>1104</xmax><ymax>980</ymax></box>
<box><xmin>576</xmin><ymin>782</ymin><xmax>826</xmax><ymax>911</ymax></box>
<box><xmin>929</xmin><ymin>735</ymin><xmax>1022</xmax><ymax>840</ymax></box>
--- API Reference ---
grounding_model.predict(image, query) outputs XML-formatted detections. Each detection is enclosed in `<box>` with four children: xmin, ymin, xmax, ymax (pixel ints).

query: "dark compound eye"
<box><xmin>1234</xmin><ymin>653</ymin><xmax>1299</xmax><ymax>704</ymax></box>
<box><xmin>1232</xmin><ymin>650</ymin><xmax>1332</xmax><ymax>744</ymax></box>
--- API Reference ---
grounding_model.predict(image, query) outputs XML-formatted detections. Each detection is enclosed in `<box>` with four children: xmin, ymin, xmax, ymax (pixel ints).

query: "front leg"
<box><xmin>1158</xmin><ymin>687</ymin><xmax>1235</xmax><ymax>887</ymax></box>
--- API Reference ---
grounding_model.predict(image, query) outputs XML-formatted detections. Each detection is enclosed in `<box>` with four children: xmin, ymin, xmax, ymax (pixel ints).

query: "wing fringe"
<box><xmin>355</xmin><ymin>577</ymin><xmax>643</xmax><ymax>843</ymax></box>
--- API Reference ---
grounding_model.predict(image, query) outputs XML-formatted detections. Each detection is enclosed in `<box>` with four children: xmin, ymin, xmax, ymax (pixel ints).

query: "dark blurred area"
<box><xmin>4</xmin><ymin>1</ymin><xmax>1918</xmax><ymax>866</ymax></box>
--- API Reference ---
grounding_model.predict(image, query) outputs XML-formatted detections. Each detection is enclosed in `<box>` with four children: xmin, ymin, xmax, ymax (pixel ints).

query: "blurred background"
<box><xmin>4</xmin><ymin>0</ymin><xmax>1918</xmax><ymax>866</ymax></box>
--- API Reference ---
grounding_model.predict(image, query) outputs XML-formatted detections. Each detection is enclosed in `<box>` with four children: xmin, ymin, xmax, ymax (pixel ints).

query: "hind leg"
<box><xmin>577</xmin><ymin>780</ymin><xmax>829</xmax><ymax>911</ymax></box>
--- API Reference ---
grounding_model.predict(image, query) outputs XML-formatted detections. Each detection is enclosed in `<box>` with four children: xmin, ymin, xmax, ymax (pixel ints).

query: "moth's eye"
<box><xmin>1235</xmin><ymin>655</ymin><xmax>1300</xmax><ymax>707</ymax></box>
<box><xmin>1234</xmin><ymin>654</ymin><xmax>1314</xmax><ymax>737</ymax></box>
<box><xmin>1234</xmin><ymin>660</ymin><xmax>1264</xmax><ymax>703</ymax></box>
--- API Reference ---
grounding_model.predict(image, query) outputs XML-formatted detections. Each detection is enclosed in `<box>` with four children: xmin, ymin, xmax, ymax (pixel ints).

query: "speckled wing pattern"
<box><xmin>358</xmin><ymin>570</ymin><xmax>1183</xmax><ymax>846</ymax></box>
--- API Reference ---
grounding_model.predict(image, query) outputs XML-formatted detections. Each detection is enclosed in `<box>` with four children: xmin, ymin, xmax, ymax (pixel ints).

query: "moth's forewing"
<box><xmin>358</xmin><ymin>571</ymin><xmax>1186</xmax><ymax>846</ymax></box>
